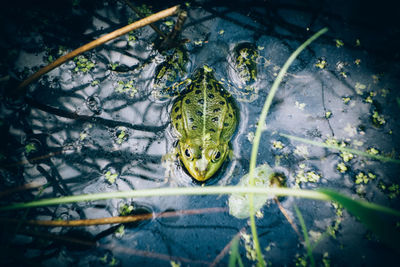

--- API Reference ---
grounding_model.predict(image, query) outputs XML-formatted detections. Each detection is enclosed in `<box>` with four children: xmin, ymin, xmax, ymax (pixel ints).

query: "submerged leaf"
<box><xmin>229</xmin><ymin>164</ymin><xmax>274</xmax><ymax>219</ymax></box>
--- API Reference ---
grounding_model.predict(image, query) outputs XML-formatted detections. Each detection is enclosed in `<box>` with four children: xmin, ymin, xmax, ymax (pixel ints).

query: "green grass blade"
<box><xmin>247</xmin><ymin>27</ymin><xmax>328</xmax><ymax>266</ymax></box>
<box><xmin>294</xmin><ymin>205</ymin><xmax>315</xmax><ymax>267</ymax></box>
<box><xmin>229</xmin><ymin>236</ymin><xmax>243</xmax><ymax>267</ymax></box>
<box><xmin>0</xmin><ymin>186</ymin><xmax>330</xmax><ymax>211</ymax></box>
<box><xmin>2</xmin><ymin>186</ymin><xmax>400</xmax><ymax>217</ymax></box>
<box><xmin>280</xmin><ymin>133</ymin><xmax>400</xmax><ymax>164</ymax></box>
<box><xmin>320</xmin><ymin>189</ymin><xmax>400</xmax><ymax>251</ymax></box>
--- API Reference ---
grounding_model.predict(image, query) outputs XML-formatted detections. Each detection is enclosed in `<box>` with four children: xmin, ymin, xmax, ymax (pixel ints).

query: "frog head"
<box><xmin>178</xmin><ymin>139</ymin><xmax>229</xmax><ymax>182</ymax></box>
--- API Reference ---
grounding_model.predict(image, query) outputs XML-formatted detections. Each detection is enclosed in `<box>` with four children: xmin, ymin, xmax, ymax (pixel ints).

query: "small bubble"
<box><xmin>85</xmin><ymin>95</ymin><xmax>102</xmax><ymax>115</ymax></box>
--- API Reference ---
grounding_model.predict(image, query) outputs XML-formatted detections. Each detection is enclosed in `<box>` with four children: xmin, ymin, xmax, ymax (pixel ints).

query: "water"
<box><xmin>0</xmin><ymin>0</ymin><xmax>399</xmax><ymax>266</ymax></box>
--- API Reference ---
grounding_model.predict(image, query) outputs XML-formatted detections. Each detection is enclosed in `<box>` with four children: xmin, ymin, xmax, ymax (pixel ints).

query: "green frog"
<box><xmin>155</xmin><ymin>43</ymin><xmax>258</xmax><ymax>182</ymax></box>
<box><xmin>170</xmin><ymin>66</ymin><xmax>237</xmax><ymax>181</ymax></box>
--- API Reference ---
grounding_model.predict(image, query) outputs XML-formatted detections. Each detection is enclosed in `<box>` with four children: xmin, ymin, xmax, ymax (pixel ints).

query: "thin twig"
<box><xmin>210</xmin><ymin>226</ymin><xmax>246</xmax><ymax>267</ymax></box>
<box><xmin>0</xmin><ymin>207</ymin><xmax>226</xmax><ymax>227</ymax></box>
<box><xmin>274</xmin><ymin>197</ymin><xmax>302</xmax><ymax>240</ymax></box>
<box><xmin>158</xmin><ymin>9</ymin><xmax>188</xmax><ymax>51</ymax></box>
<box><xmin>16</xmin><ymin>229</ymin><xmax>212</xmax><ymax>265</ymax></box>
<box><xmin>0</xmin><ymin>182</ymin><xmax>46</xmax><ymax>198</ymax></box>
<box><xmin>13</xmin><ymin>5</ymin><xmax>180</xmax><ymax>95</ymax></box>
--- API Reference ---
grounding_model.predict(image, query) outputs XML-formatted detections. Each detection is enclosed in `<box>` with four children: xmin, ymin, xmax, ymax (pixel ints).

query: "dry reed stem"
<box><xmin>0</xmin><ymin>207</ymin><xmax>225</xmax><ymax>227</ymax></box>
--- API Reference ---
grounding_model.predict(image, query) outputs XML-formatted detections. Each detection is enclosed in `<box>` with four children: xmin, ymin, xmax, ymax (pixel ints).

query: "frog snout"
<box><xmin>193</xmin><ymin>158</ymin><xmax>209</xmax><ymax>180</ymax></box>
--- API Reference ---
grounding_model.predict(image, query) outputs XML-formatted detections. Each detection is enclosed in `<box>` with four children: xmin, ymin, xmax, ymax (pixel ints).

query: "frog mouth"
<box><xmin>179</xmin><ymin>157</ymin><xmax>227</xmax><ymax>183</ymax></box>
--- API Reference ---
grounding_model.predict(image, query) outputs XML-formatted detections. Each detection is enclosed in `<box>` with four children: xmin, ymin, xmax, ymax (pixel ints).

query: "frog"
<box><xmin>153</xmin><ymin>46</ymin><xmax>189</xmax><ymax>97</ymax></box>
<box><xmin>155</xmin><ymin>43</ymin><xmax>259</xmax><ymax>182</ymax></box>
<box><xmin>227</xmin><ymin>42</ymin><xmax>260</xmax><ymax>103</ymax></box>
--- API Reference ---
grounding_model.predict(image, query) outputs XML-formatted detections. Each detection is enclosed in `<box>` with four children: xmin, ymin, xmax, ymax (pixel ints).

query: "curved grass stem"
<box><xmin>247</xmin><ymin>27</ymin><xmax>328</xmax><ymax>266</ymax></box>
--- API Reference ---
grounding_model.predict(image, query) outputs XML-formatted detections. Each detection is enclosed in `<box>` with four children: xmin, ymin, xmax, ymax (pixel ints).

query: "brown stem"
<box><xmin>210</xmin><ymin>226</ymin><xmax>246</xmax><ymax>267</ymax></box>
<box><xmin>0</xmin><ymin>207</ymin><xmax>226</xmax><ymax>227</ymax></box>
<box><xmin>0</xmin><ymin>182</ymin><xmax>46</xmax><ymax>198</ymax></box>
<box><xmin>13</xmin><ymin>5</ymin><xmax>180</xmax><ymax>96</ymax></box>
<box><xmin>274</xmin><ymin>197</ymin><xmax>303</xmax><ymax>240</ymax></box>
<box><xmin>17</xmin><ymin>228</ymin><xmax>212</xmax><ymax>265</ymax></box>
<box><xmin>158</xmin><ymin>9</ymin><xmax>188</xmax><ymax>51</ymax></box>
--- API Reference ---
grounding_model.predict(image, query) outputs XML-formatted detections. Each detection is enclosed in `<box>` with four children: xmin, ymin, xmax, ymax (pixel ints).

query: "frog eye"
<box><xmin>212</xmin><ymin>151</ymin><xmax>221</xmax><ymax>163</ymax></box>
<box><xmin>184</xmin><ymin>148</ymin><xmax>193</xmax><ymax>160</ymax></box>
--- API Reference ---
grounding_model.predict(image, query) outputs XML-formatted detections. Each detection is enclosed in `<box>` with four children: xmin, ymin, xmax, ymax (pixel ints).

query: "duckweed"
<box><xmin>340</xmin><ymin>151</ymin><xmax>354</xmax><ymax>162</ymax></box>
<box><xmin>335</xmin><ymin>39</ymin><xmax>344</xmax><ymax>48</ymax></box>
<box><xmin>325</xmin><ymin>111</ymin><xmax>332</xmax><ymax>118</ymax></box>
<box><xmin>25</xmin><ymin>143</ymin><xmax>37</xmax><ymax>153</ymax></box>
<box><xmin>164</xmin><ymin>20</ymin><xmax>174</xmax><ymax>27</ymax></box>
<box><xmin>136</xmin><ymin>4</ymin><xmax>152</xmax><ymax>17</ymax></box>
<box><xmin>272</xmin><ymin>140</ymin><xmax>284</xmax><ymax>149</ymax></box>
<box><xmin>109</xmin><ymin>63</ymin><xmax>119</xmax><ymax>71</ymax></box>
<box><xmin>388</xmin><ymin>184</ymin><xmax>400</xmax><ymax>199</ymax></box>
<box><xmin>372</xmin><ymin>111</ymin><xmax>385</xmax><ymax>126</ymax></box>
<box><xmin>366</xmin><ymin>147</ymin><xmax>379</xmax><ymax>155</ymax></box>
<box><xmin>337</xmin><ymin>162</ymin><xmax>347</xmax><ymax>173</ymax></box>
<box><xmin>119</xmin><ymin>204</ymin><xmax>134</xmax><ymax>216</ymax></box>
<box><xmin>372</xmin><ymin>74</ymin><xmax>379</xmax><ymax>83</ymax></box>
<box><xmin>73</xmin><ymin>55</ymin><xmax>95</xmax><ymax>73</ymax></box>
<box><xmin>115</xmin><ymin>80</ymin><xmax>138</xmax><ymax>97</ymax></box>
<box><xmin>295</xmin><ymin>254</ymin><xmax>307</xmax><ymax>267</ymax></box>
<box><xmin>91</xmin><ymin>80</ymin><xmax>100</xmax><ymax>86</ymax></box>
<box><xmin>114</xmin><ymin>225</ymin><xmax>125</xmax><ymax>238</ymax></box>
<box><xmin>79</xmin><ymin>132</ymin><xmax>87</xmax><ymax>141</ymax></box>
<box><xmin>315</xmin><ymin>58</ymin><xmax>327</xmax><ymax>69</ymax></box>
<box><xmin>322</xmin><ymin>252</ymin><xmax>331</xmax><ymax>267</ymax></box>
<box><xmin>355</xmin><ymin>171</ymin><xmax>376</xmax><ymax>184</ymax></box>
<box><xmin>381</xmin><ymin>88</ymin><xmax>389</xmax><ymax>97</ymax></box>
<box><xmin>365</xmin><ymin>95</ymin><xmax>373</xmax><ymax>103</ymax></box>
<box><xmin>105</xmin><ymin>170</ymin><xmax>118</xmax><ymax>184</ymax></box>
<box><xmin>241</xmin><ymin>231</ymin><xmax>258</xmax><ymax>262</ymax></box>
<box><xmin>342</xmin><ymin>97</ymin><xmax>351</xmax><ymax>104</ymax></box>
<box><xmin>379</xmin><ymin>182</ymin><xmax>400</xmax><ymax>199</ymax></box>
<box><xmin>354</xmin><ymin>82</ymin><xmax>366</xmax><ymax>95</ymax></box>
<box><xmin>296</xmin><ymin>169</ymin><xmax>321</xmax><ymax>185</ymax></box>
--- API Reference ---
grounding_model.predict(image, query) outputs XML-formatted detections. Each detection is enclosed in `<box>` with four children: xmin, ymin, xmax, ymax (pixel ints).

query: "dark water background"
<box><xmin>0</xmin><ymin>0</ymin><xmax>399</xmax><ymax>266</ymax></box>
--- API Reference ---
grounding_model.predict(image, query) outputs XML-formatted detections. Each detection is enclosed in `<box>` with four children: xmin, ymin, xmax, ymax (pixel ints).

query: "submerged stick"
<box><xmin>14</xmin><ymin>5</ymin><xmax>180</xmax><ymax>95</ymax></box>
<box><xmin>0</xmin><ymin>207</ymin><xmax>225</xmax><ymax>227</ymax></box>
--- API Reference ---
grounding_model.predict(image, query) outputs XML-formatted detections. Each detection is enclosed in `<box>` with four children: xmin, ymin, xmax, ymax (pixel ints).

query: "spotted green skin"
<box><xmin>171</xmin><ymin>67</ymin><xmax>237</xmax><ymax>182</ymax></box>
<box><xmin>154</xmin><ymin>47</ymin><xmax>188</xmax><ymax>95</ymax></box>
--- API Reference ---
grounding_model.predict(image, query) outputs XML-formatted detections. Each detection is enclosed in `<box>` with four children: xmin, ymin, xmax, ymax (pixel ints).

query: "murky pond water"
<box><xmin>1</xmin><ymin>0</ymin><xmax>399</xmax><ymax>266</ymax></box>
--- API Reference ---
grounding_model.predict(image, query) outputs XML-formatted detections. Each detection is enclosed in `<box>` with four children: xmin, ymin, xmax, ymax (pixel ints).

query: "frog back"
<box><xmin>171</xmin><ymin>69</ymin><xmax>237</xmax><ymax>143</ymax></box>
